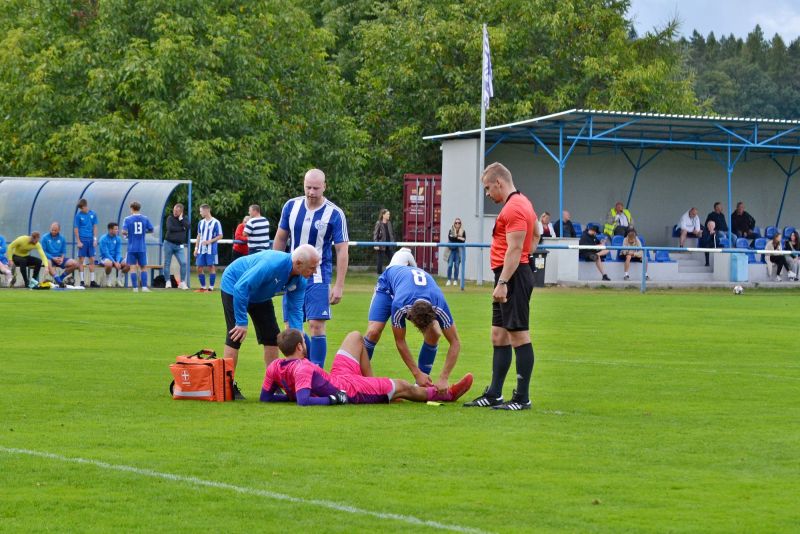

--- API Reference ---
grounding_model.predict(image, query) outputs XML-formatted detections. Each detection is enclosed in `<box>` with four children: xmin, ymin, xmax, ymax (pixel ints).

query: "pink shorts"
<box><xmin>330</xmin><ymin>350</ymin><xmax>395</xmax><ymax>403</ymax></box>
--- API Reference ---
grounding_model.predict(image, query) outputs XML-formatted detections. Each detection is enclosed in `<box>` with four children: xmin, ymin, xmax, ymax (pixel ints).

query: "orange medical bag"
<box><xmin>169</xmin><ymin>349</ymin><xmax>235</xmax><ymax>402</ymax></box>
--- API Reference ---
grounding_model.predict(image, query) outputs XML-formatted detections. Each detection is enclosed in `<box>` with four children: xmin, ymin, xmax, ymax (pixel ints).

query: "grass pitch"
<box><xmin>2</xmin><ymin>275</ymin><xmax>799</xmax><ymax>532</ymax></box>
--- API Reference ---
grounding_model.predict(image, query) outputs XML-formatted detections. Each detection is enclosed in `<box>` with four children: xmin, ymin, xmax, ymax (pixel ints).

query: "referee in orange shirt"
<box><xmin>464</xmin><ymin>162</ymin><xmax>539</xmax><ymax>411</ymax></box>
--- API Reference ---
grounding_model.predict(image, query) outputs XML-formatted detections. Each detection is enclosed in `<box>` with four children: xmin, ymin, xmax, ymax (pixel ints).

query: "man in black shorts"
<box><xmin>464</xmin><ymin>162</ymin><xmax>539</xmax><ymax>411</ymax></box>
<box><xmin>220</xmin><ymin>244</ymin><xmax>320</xmax><ymax>399</ymax></box>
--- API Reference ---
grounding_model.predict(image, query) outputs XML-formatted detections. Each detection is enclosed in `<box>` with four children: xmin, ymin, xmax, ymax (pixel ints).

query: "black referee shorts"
<box><xmin>221</xmin><ymin>290</ymin><xmax>280</xmax><ymax>349</ymax></box>
<box><xmin>491</xmin><ymin>265</ymin><xmax>534</xmax><ymax>332</ymax></box>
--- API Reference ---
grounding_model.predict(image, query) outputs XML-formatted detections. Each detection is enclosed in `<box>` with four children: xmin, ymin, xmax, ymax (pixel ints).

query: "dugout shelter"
<box><xmin>0</xmin><ymin>177</ymin><xmax>192</xmax><ymax>269</ymax></box>
<box><xmin>425</xmin><ymin>109</ymin><xmax>800</xmax><ymax>282</ymax></box>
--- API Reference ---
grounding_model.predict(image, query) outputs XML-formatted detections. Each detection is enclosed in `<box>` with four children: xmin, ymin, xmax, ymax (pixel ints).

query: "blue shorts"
<box><xmin>51</xmin><ymin>257</ymin><xmax>72</xmax><ymax>268</ymax></box>
<box><xmin>367</xmin><ymin>290</ymin><xmax>393</xmax><ymax>324</ymax></box>
<box><xmin>126</xmin><ymin>251</ymin><xmax>147</xmax><ymax>266</ymax></box>
<box><xmin>282</xmin><ymin>282</ymin><xmax>331</xmax><ymax>322</ymax></box>
<box><xmin>196</xmin><ymin>253</ymin><xmax>218</xmax><ymax>266</ymax></box>
<box><xmin>77</xmin><ymin>243</ymin><xmax>95</xmax><ymax>258</ymax></box>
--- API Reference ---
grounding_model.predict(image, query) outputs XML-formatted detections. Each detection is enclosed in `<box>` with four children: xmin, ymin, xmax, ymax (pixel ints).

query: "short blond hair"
<box><xmin>481</xmin><ymin>162</ymin><xmax>512</xmax><ymax>184</ymax></box>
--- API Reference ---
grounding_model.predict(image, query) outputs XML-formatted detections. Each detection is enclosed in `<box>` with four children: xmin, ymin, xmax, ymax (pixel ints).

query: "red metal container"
<box><xmin>403</xmin><ymin>174</ymin><xmax>442</xmax><ymax>272</ymax></box>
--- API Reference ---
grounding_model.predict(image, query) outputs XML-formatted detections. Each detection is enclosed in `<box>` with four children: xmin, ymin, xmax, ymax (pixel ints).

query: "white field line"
<box><xmin>0</xmin><ymin>447</ymin><xmax>490</xmax><ymax>534</ymax></box>
<box><xmin>547</xmin><ymin>358</ymin><xmax>800</xmax><ymax>382</ymax></box>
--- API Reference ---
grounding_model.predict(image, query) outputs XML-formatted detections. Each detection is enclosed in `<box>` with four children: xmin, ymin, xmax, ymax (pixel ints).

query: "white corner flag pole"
<box><xmin>477</xmin><ymin>23</ymin><xmax>493</xmax><ymax>286</ymax></box>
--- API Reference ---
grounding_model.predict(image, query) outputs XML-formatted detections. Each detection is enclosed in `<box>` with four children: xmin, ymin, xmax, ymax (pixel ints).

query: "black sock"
<box><xmin>514</xmin><ymin>343</ymin><xmax>535</xmax><ymax>402</ymax></box>
<box><xmin>487</xmin><ymin>345</ymin><xmax>512</xmax><ymax>398</ymax></box>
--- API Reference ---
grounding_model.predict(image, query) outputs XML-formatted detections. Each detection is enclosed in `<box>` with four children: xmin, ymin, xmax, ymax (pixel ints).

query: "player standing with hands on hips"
<box><xmin>464</xmin><ymin>162</ymin><xmax>539</xmax><ymax>411</ymax></box>
<box><xmin>272</xmin><ymin>168</ymin><xmax>349</xmax><ymax>369</ymax></box>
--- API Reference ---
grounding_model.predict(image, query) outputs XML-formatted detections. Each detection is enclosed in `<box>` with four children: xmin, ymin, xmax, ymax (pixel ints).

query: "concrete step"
<box><xmin>678</xmin><ymin>272</ymin><xmax>715</xmax><ymax>281</ymax></box>
<box><xmin>679</xmin><ymin>264</ymin><xmax>713</xmax><ymax>273</ymax></box>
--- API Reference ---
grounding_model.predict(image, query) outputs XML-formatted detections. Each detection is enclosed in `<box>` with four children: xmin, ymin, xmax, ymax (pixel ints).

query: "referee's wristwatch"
<box><xmin>497</xmin><ymin>278</ymin><xmax>508</xmax><ymax>285</ymax></box>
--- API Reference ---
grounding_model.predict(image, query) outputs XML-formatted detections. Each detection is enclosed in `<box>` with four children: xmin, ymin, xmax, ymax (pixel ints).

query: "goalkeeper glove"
<box><xmin>328</xmin><ymin>390</ymin><xmax>349</xmax><ymax>405</ymax></box>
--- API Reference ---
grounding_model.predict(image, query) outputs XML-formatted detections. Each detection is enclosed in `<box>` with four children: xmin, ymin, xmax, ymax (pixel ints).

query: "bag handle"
<box><xmin>189</xmin><ymin>349</ymin><xmax>217</xmax><ymax>359</ymax></box>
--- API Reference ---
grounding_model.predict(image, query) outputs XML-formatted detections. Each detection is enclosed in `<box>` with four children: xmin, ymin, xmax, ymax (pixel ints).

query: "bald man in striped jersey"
<box><xmin>272</xmin><ymin>168</ymin><xmax>349</xmax><ymax>368</ymax></box>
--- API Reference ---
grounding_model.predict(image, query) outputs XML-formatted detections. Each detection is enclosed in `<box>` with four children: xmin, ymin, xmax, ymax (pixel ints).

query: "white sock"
<box><xmin>624</xmin><ymin>272</ymin><xmax>629</xmax><ymax>276</ymax></box>
<box><xmin>90</xmin><ymin>272</ymin><xmax>95</xmax><ymax>281</ymax></box>
<box><xmin>80</xmin><ymin>270</ymin><xmax>85</xmax><ymax>282</ymax></box>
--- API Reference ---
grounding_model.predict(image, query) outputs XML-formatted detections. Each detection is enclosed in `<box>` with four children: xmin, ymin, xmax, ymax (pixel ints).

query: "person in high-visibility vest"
<box><xmin>604</xmin><ymin>201</ymin><xmax>634</xmax><ymax>237</ymax></box>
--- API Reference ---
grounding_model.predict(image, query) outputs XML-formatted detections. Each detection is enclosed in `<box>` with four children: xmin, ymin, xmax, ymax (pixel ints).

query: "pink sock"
<box><xmin>427</xmin><ymin>387</ymin><xmax>452</xmax><ymax>402</ymax></box>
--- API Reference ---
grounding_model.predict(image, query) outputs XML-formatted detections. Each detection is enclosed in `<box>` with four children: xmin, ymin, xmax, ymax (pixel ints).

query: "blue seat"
<box><xmin>572</xmin><ymin>222</ymin><xmax>583</xmax><ymax>237</ymax></box>
<box><xmin>655</xmin><ymin>250</ymin><xmax>674</xmax><ymax>263</ymax></box>
<box><xmin>765</xmin><ymin>226</ymin><xmax>778</xmax><ymax>239</ymax></box>
<box><xmin>754</xmin><ymin>237</ymin><xmax>768</xmax><ymax>263</ymax></box>
<box><xmin>611</xmin><ymin>235</ymin><xmax>625</xmax><ymax>261</ymax></box>
<box><xmin>672</xmin><ymin>225</ymin><xmax>681</xmax><ymax>238</ymax></box>
<box><xmin>719</xmin><ymin>237</ymin><xmax>730</xmax><ymax>248</ymax></box>
<box><xmin>586</xmin><ymin>222</ymin><xmax>601</xmax><ymax>234</ymax></box>
<box><xmin>638</xmin><ymin>236</ymin><xmax>652</xmax><ymax>261</ymax></box>
<box><xmin>783</xmin><ymin>226</ymin><xmax>796</xmax><ymax>239</ymax></box>
<box><xmin>735</xmin><ymin>238</ymin><xmax>751</xmax><ymax>249</ymax></box>
<box><xmin>752</xmin><ymin>226</ymin><xmax>762</xmax><ymax>238</ymax></box>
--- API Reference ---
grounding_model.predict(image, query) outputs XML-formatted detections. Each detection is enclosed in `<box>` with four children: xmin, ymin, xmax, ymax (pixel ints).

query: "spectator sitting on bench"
<box><xmin>705</xmin><ymin>202</ymin><xmax>728</xmax><ymax>234</ymax></box>
<box><xmin>731</xmin><ymin>202</ymin><xmax>757</xmax><ymax>240</ymax></box>
<box><xmin>579</xmin><ymin>225</ymin><xmax>610</xmax><ymax>281</ymax></box>
<box><xmin>554</xmin><ymin>210</ymin><xmax>576</xmax><ymax>238</ymax></box>
<box><xmin>699</xmin><ymin>220</ymin><xmax>723</xmax><ymax>266</ymax></box>
<box><xmin>785</xmin><ymin>231</ymin><xmax>800</xmax><ymax>279</ymax></box>
<box><xmin>41</xmin><ymin>222</ymin><xmax>78</xmax><ymax>287</ymax></box>
<box><xmin>0</xmin><ymin>235</ymin><xmax>13</xmax><ymax>286</ymax></box>
<box><xmin>765</xmin><ymin>233</ymin><xmax>795</xmax><ymax>282</ymax></box>
<box><xmin>537</xmin><ymin>211</ymin><xmax>555</xmax><ymax>242</ymax></box>
<box><xmin>620</xmin><ymin>228</ymin><xmax>647</xmax><ymax>281</ymax></box>
<box><xmin>604</xmin><ymin>201</ymin><xmax>633</xmax><ymax>237</ymax></box>
<box><xmin>678</xmin><ymin>207</ymin><xmax>703</xmax><ymax>247</ymax></box>
<box><xmin>99</xmin><ymin>222</ymin><xmax>130</xmax><ymax>287</ymax></box>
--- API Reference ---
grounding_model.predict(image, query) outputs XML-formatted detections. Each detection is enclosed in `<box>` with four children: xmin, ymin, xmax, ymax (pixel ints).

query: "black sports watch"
<box><xmin>497</xmin><ymin>279</ymin><xmax>508</xmax><ymax>285</ymax></box>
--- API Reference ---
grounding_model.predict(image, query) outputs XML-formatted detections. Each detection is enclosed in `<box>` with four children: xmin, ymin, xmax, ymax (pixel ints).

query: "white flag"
<box><xmin>482</xmin><ymin>24</ymin><xmax>494</xmax><ymax>109</ymax></box>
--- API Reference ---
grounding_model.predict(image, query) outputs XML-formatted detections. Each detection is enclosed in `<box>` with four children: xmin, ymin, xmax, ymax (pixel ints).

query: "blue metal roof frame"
<box><xmin>424</xmin><ymin>109</ymin><xmax>800</xmax><ymax>235</ymax></box>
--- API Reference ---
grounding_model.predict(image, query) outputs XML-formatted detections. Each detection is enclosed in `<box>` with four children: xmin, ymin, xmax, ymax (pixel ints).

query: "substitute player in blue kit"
<box><xmin>363</xmin><ymin>264</ymin><xmax>462</xmax><ymax>392</ymax></box>
<box><xmin>272</xmin><ymin>168</ymin><xmax>349</xmax><ymax>368</ymax></box>
<box><xmin>121</xmin><ymin>201</ymin><xmax>154</xmax><ymax>292</ymax></box>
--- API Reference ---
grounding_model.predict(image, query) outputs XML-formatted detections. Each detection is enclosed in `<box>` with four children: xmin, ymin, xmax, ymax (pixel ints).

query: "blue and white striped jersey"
<box><xmin>278</xmin><ymin>197</ymin><xmax>348</xmax><ymax>284</ymax></box>
<box><xmin>197</xmin><ymin>217</ymin><xmax>222</xmax><ymax>255</ymax></box>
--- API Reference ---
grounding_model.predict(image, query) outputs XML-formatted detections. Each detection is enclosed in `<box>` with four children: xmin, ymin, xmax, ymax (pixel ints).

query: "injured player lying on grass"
<box><xmin>260</xmin><ymin>329</ymin><xmax>473</xmax><ymax>406</ymax></box>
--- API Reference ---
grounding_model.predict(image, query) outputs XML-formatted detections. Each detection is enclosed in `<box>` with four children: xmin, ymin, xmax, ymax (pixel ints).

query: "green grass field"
<box><xmin>2</xmin><ymin>275</ymin><xmax>799</xmax><ymax>532</ymax></box>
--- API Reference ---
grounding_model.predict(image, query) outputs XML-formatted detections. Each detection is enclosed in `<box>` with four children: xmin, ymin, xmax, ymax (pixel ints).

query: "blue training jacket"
<box><xmin>221</xmin><ymin>250</ymin><xmax>307</xmax><ymax>328</ymax></box>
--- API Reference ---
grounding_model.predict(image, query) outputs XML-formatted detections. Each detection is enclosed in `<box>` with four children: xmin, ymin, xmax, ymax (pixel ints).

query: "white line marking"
<box><xmin>0</xmin><ymin>447</ymin><xmax>489</xmax><ymax>534</ymax></box>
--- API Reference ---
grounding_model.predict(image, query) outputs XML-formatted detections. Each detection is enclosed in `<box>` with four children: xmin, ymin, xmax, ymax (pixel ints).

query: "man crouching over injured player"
<box><xmin>260</xmin><ymin>329</ymin><xmax>473</xmax><ymax>406</ymax></box>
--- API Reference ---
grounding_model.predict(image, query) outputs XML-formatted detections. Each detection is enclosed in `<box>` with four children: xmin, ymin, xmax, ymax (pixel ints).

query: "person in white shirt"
<box><xmin>536</xmin><ymin>212</ymin><xmax>556</xmax><ymax>243</ymax></box>
<box><xmin>679</xmin><ymin>207</ymin><xmax>702</xmax><ymax>247</ymax></box>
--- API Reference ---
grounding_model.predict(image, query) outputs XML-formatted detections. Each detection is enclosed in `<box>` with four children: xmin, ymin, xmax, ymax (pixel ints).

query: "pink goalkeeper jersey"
<box><xmin>263</xmin><ymin>358</ymin><xmax>339</xmax><ymax>401</ymax></box>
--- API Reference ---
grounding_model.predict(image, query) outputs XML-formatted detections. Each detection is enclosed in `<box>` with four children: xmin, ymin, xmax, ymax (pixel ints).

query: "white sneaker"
<box><xmin>623</xmin><ymin>274</ymin><xmax>630</xmax><ymax>281</ymax></box>
<box><xmin>178</xmin><ymin>282</ymin><xmax>188</xmax><ymax>290</ymax></box>
<box><xmin>446</xmin><ymin>280</ymin><xmax>451</xmax><ymax>286</ymax></box>
<box><xmin>776</xmin><ymin>275</ymin><xmax>782</xmax><ymax>282</ymax></box>
<box><xmin>106</xmin><ymin>278</ymin><xmax>114</xmax><ymax>287</ymax></box>
<box><xmin>133</xmin><ymin>287</ymin><xmax>139</xmax><ymax>293</ymax></box>
<box><xmin>789</xmin><ymin>272</ymin><xmax>797</xmax><ymax>281</ymax></box>
<box><xmin>141</xmin><ymin>286</ymin><xmax>151</xmax><ymax>292</ymax></box>
<box><xmin>165</xmin><ymin>280</ymin><xmax>172</xmax><ymax>288</ymax></box>
<box><xmin>116</xmin><ymin>279</ymin><xmax>124</xmax><ymax>287</ymax></box>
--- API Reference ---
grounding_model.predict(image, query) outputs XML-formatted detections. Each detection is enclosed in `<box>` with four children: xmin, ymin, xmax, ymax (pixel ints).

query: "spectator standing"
<box><xmin>163</xmin><ymin>203</ymin><xmax>190</xmax><ymax>289</ymax></box>
<box><xmin>7</xmin><ymin>232</ymin><xmax>48</xmax><ymax>288</ymax></box>
<box><xmin>579</xmin><ymin>225</ymin><xmax>611</xmax><ymax>281</ymax></box>
<box><xmin>73</xmin><ymin>198</ymin><xmax>99</xmax><ymax>287</ymax></box>
<box><xmin>464</xmin><ymin>162</ymin><xmax>538</xmax><ymax>411</ymax></box>
<box><xmin>678</xmin><ymin>207</ymin><xmax>703</xmax><ymax>247</ymax></box>
<box><xmin>699</xmin><ymin>220</ymin><xmax>723</xmax><ymax>266</ymax></box>
<box><xmin>194</xmin><ymin>204</ymin><xmax>223</xmax><ymax>291</ymax></box>
<box><xmin>373</xmin><ymin>209</ymin><xmax>394</xmax><ymax>275</ymax></box>
<box><xmin>446</xmin><ymin>217</ymin><xmax>465</xmax><ymax>286</ymax></box>
<box><xmin>731</xmin><ymin>202</ymin><xmax>757</xmax><ymax>239</ymax></box>
<box><xmin>122</xmin><ymin>202</ymin><xmax>155</xmax><ymax>292</ymax></box>
<box><xmin>272</xmin><ymin>168</ymin><xmax>349</xmax><ymax>369</ymax></box>
<box><xmin>99</xmin><ymin>222</ymin><xmax>130</xmax><ymax>287</ymax></box>
<box><xmin>554</xmin><ymin>210</ymin><xmax>576</xmax><ymax>238</ymax></box>
<box><xmin>604</xmin><ymin>201</ymin><xmax>634</xmax><ymax>237</ymax></box>
<box><xmin>244</xmin><ymin>204</ymin><xmax>270</xmax><ymax>253</ymax></box>
<box><xmin>232</xmin><ymin>215</ymin><xmax>250</xmax><ymax>261</ymax></box>
<box><xmin>41</xmin><ymin>222</ymin><xmax>78</xmax><ymax>287</ymax></box>
<box><xmin>0</xmin><ymin>235</ymin><xmax>13</xmax><ymax>286</ymax></box>
<box><xmin>765</xmin><ymin>233</ymin><xmax>795</xmax><ymax>281</ymax></box>
<box><xmin>705</xmin><ymin>202</ymin><xmax>729</xmax><ymax>234</ymax></box>
<box><xmin>619</xmin><ymin>228</ymin><xmax>646</xmax><ymax>281</ymax></box>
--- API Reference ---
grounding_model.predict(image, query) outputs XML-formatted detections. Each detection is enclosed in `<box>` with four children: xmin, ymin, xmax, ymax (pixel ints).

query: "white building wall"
<box><xmin>439</xmin><ymin>140</ymin><xmax>800</xmax><ymax>281</ymax></box>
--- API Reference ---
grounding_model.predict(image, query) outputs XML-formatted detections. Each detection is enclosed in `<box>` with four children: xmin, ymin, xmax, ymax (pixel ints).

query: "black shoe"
<box><xmin>602</xmin><ymin>274</ymin><xmax>611</xmax><ymax>281</ymax></box>
<box><xmin>232</xmin><ymin>382</ymin><xmax>245</xmax><ymax>400</ymax></box>
<box><xmin>492</xmin><ymin>390</ymin><xmax>532</xmax><ymax>411</ymax></box>
<box><xmin>463</xmin><ymin>386</ymin><xmax>503</xmax><ymax>407</ymax></box>
<box><xmin>90</xmin><ymin>281</ymin><xmax>100</xmax><ymax>288</ymax></box>
<box><xmin>80</xmin><ymin>281</ymin><xmax>86</xmax><ymax>287</ymax></box>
